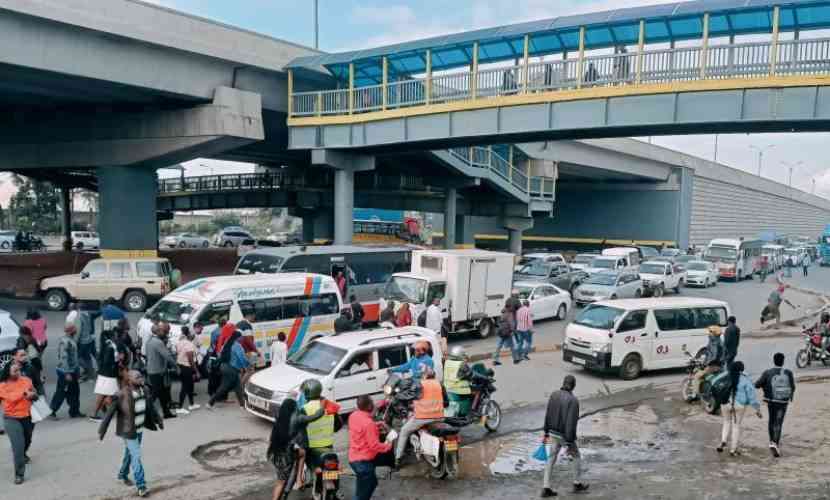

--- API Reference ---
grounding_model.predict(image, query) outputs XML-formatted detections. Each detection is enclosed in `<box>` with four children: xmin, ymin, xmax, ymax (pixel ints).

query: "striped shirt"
<box><xmin>133</xmin><ymin>389</ymin><xmax>147</xmax><ymax>430</ymax></box>
<box><xmin>516</xmin><ymin>306</ymin><xmax>533</xmax><ymax>332</ymax></box>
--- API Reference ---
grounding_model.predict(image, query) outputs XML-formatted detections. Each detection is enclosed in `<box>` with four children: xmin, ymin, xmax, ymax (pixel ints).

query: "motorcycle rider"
<box><xmin>819</xmin><ymin>312</ymin><xmax>830</xmax><ymax>360</ymax></box>
<box><xmin>390</xmin><ymin>340</ymin><xmax>434</xmax><ymax>381</ymax></box>
<box><xmin>298</xmin><ymin>379</ymin><xmax>341</xmax><ymax>493</ymax></box>
<box><xmin>695</xmin><ymin>325</ymin><xmax>725</xmax><ymax>396</ymax></box>
<box><xmin>444</xmin><ymin>346</ymin><xmax>473</xmax><ymax>417</ymax></box>
<box><xmin>394</xmin><ymin>366</ymin><xmax>446</xmax><ymax>468</ymax></box>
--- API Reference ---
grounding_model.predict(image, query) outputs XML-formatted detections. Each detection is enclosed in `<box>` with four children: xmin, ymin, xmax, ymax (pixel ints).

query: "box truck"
<box><xmin>381</xmin><ymin>249</ymin><xmax>514</xmax><ymax>338</ymax></box>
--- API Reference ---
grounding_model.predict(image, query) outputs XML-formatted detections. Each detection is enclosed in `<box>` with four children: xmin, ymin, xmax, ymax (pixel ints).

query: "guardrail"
<box><xmin>448</xmin><ymin>146</ymin><xmax>554</xmax><ymax>200</ymax></box>
<box><xmin>290</xmin><ymin>36</ymin><xmax>830</xmax><ymax>118</ymax></box>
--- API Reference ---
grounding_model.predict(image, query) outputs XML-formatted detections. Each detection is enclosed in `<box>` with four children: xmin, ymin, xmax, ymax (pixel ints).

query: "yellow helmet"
<box><xmin>707</xmin><ymin>325</ymin><xmax>722</xmax><ymax>336</ymax></box>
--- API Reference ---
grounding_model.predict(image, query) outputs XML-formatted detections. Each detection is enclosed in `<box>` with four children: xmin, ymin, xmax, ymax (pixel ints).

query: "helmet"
<box><xmin>707</xmin><ymin>325</ymin><xmax>722</xmax><ymax>336</ymax></box>
<box><xmin>301</xmin><ymin>379</ymin><xmax>323</xmax><ymax>400</ymax></box>
<box><xmin>449</xmin><ymin>346</ymin><xmax>467</xmax><ymax>360</ymax></box>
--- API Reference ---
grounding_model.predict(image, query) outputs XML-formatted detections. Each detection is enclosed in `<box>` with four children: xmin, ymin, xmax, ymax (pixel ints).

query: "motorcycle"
<box><xmin>680</xmin><ymin>349</ymin><xmax>722</xmax><ymax>415</ymax></box>
<box><xmin>444</xmin><ymin>363</ymin><xmax>502</xmax><ymax>433</ymax></box>
<box><xmin>795</xmin><ymin>324</ymin><xmax>830</xmax><ymax>368</ymax></box>
<box><xmin>377</xmin><ymin>373</ymin><xmax>460</xmax><ymax>479</ymax></box>
<box><xmin>280</xmin><ymin>447</ymin><xmax>341</xmax><ymax>500</ymax></box>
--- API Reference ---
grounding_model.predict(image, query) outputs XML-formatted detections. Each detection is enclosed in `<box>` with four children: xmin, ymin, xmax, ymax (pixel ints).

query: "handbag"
<box><xmin>532</xmin><ymin>442</ymin><xmax>548</xmax><ymax>462</ymax></box>
<box><xmin>30</xmin><ymin>396</ymin><xmax>51</xmax><ymax>423</ymax></box>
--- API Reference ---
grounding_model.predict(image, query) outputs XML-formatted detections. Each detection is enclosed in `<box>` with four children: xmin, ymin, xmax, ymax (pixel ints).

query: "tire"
<box><xmin>483</xmin><ymin>399</ymin><xmax>502</xmax><ymax>432</ymax></box>
<box><xmin>556</xmin><ymin>304</ymin><xmax>567</xmax><ymax>321</ymax></box>
<box><xmin>478</xmin><ymin>318</ymin><xmax>494</xmax><ymax>339</ymax></box>
<box><xmin>45</xmin><ymin>289</ymin><xmax>69</xmax><ymax>311</ymax></box>
<box><xmin>178</xmin><ymin>241</ymin><xmax>187</xmax><ymax>248</ymax></box>
<box><xmin>635</xmin><ymin>288</ymin><xmax>643</xmax><ymax>298</ymax></box>
<box><xmin>202</xmin><ymin>240</ymin><xmax>209</xmax><ymax>248</ymax></box>
<box><xmin>570</xmin><ymin>282</ymin><xmax>579</xmax><ymax>295</ymax></box>
<box><xmin>0</xmin><ymin>241</ymin><xmax>8</xmax><ymax>250</ymax></box>
<box><xmin>610</xmin><ymin>294</ymin><xmax>618</xmax><ymax>300</ymax></box>
<box><xmin>674</xmin><ymin>280</ymin><xmax>682</xmax><ymax>294</ymax></box>
<box><xmin>223</xmin><ymin>241</ymin><xmax>234</xmax><ymax>248</ymax></box>
<box><xmin>681</xmin><ymin>376</ymin><xmax>697</xmax><ymax>402</ymax></box>
<box><xmin>444</xmin><ymin>450</ymin><xmax>459</xmax><ymax>480</ymax></box>
<box><xmin>123</xmin><ymin>290</ymin><xmax>148</xmax><ymax>312</ymax></box>
<box><xmin>653</xmin><ymin>286</ymin><xmax>664</xmax><ymax>298</ymax></box>
<box><xmin>429</xmin><ymin>455</ymin><xmax>447</xmax><ymax>480</ymax></box>
<box><xmin>619</xmin><ymin>354</ymin><xmax>642</xmax><ymax>380</ymax></box>
<box><xmin>795</xmin><ymin>349</ymin><xmax>810</xmax><ymax>369</ymax></box>
<box><xmin>76</xmin><ymin>242</ymin><xmax>84</xmax><ymax>250</ymax></box>
<box><xmin>702</xmin><ymin>396</ymin><xmax>720</xmax><ymax>415</ymax></box>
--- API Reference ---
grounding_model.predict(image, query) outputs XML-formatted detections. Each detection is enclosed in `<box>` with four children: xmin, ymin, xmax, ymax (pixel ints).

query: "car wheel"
<box><xmin>178</xmin><ymin>241</ymin><xmax>187</xmax><ymax>248</ymax></box>
<box><xmin>223</xmin><ymin>241</ymin><xmax>234</xmax><ymax>248</ymax></box>
<box><xmin>478</xmin><ymin>318</ymin><xmax>493</xmax><ymax>339</ymax></box>
<box><xmin>653</xmin><ymin>285</ymin><xmax>664</xmax><ymax>298</ymax></box>
<box><xmin>202</xmin><ymin>240</ymin><xmax>209</xmax><ymax>248</ymax></box>
<box><xmin>674</xmin><ymin>280</ymin><xmax>682</xmax><ymax>294</ymax></box>
<box><xmin>635</xmin><ymin>288</ymin><xmax>643</xmax><ymax>298</ymax></box>
<box><xmin>619</xmin><ymin>354</ymin><xmax>642</xmax><ymax>380</ymax></box>
<box><xmin>610</xmin><ymin>294</ymin><xmax>618</xmax><ymax>300</ymax></box>
<box><xmin>0</xmin><ymin>241</ymin><xmax>8</xmax><ymax>250</ymax></box>
<box><xmin>45</xmin><ymin>289</ymin><xmax>69</xmax><ymax>311</ymax></box>
<box><xmin>75</xmin><ymin>242</ymin><xmax>84</xmax><ymax>250</ymax></box>
<box><xmin>123</xmin><ymin>290</ymin><xmax>148</xmax><ymax>312</ymax></box>
<box><xmin>704</xmin><ymin>279</ymin><xmax>709</xmax><ymax>288</ymax></box>
<box><xmin>556</xmin><ymin>303</ymin><xmax>567</xmax><ymax>321</ymax></box>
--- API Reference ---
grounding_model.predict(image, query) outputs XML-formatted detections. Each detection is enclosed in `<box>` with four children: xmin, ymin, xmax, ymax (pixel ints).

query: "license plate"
<box><xmin>322</xmin><ymin>471</ymin><xmax>339</xmax><ymax>480</ymax></box>
<box><xmin>247</xmin><ymin>395</ymin><xmax>269</xmax><ymax>410</ymax></box>
<box><xmin>571</xmin><ymin>357</ymin><xmax>586</xmax><ymax>365</ymax></box>
<box><xmin>445</xmin><ymin>441</ymin><xmax>458</xmax><ymax>452</ymax></box>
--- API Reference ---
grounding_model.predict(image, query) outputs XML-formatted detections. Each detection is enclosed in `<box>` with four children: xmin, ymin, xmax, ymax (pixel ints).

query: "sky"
<box><xmin>2</xmin><ymin>0</ymin><xmax>829</xmax><ymax>204</ymax></box>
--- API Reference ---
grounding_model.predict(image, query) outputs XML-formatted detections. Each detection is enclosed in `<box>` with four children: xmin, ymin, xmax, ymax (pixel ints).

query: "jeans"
<box><xmin>767</xmin><ymin>402</ymin><xmax>788</xmax><ymax>445</ymax></box>
<box><xmin>50</xmin><ymin>371</ymin><xmax>80</xmax><ymax>416</ymax></box>
<box><xmin>209</xmin><ymin>363</ymin><xmax>244</xmax><ymax>407</ymax></box>
<box><xmin>178</xmin><ymin>365</ymin><xmax>195</xmax><ymax>407</ymax></box>
<box><xmin>803</xmin><ymin>265</ymin><xmax>809</xmax><ymax>277</ymax></box>
<box><xmin>516</xmin><ymin>330</ymin><xmax>533</xmax><ymax>358</ymax></box>
<box><xmin>543</xmin><ymin>435</ymin><xmax>583</xmax><ymax>489</ymax></box>
<box><xmin>493</xmin><ymin>335</ymin><xmax>518</xmax><ymax>362</ymax></box>
<box><xmin>118</xmin><ymin>432</ymin><xmax>145</xmax><ymax>489</ymax></box>
<box><xmin>395</xmin><ymin>417</ymin><xmax>441</xmax><ymax>460</ymax></box>
<box><xmin>78</xmin><ymin>340</ymin><xmax>97</xmax><ymax>378</ymax></box>
<box><xmin>148</xmin><ymin>373</ymin><xmax>172</xmax><ymax>415</ymax></box>
<box><xmin>4</xmin><ymin>416</ymin><xmax>33</xmax><ymax>478</ymax></box>
<box><xmin>720</xmin><ymin>404</ymin><xmax>747</xmax><ymax>452</ymax></box>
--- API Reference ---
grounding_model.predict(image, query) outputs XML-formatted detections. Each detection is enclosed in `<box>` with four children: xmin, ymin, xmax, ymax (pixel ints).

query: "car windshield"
<box><xmin>384</xmin><ymin>276</ymin><xmax>427</xmax><ymax>303</ymax></box>
<box><xmin>287</xmin><ymin>342</ymin><xmax>347</xmax><ymax>375</ymax></box>
<box><xmin>707</xmin><ymin>246</ymin><xmax>737</xmax><ymax>260</ymax></box>
<box><xmin>585</xmin><ymin>273</ymin><xmax>618</xmax><ymax>286</ymax></box>
<box><xmin>146</xmin><ymin>300</ymin><xmax>197</xmax><ymax>324</ymax></box>
<box><xmin>574</xmin><ymin>305</ymin><xmax>624</xmax><ymax>330</ymax></box>
<box><xmin>686</xmin><ymin>262</ymin><xmax>709</xmax><ymax>271</ymax></box>
<box><xmin>574</xmin><ymin>255</ymin><xmax>594</xmax><ymax>264</ymax></box>
<box><xmin>517</xmin><ymin>261</ymin><xmax>551</xmax><ymax>276</ymax></box>
<box><xmin>639</xmin><ymin>263</ymin><xmax>666</xmax><ymax>274</ymax></box>
<box><xmin>517</xmin><ymin>257</ymin><xmax>538</xmax><ymax>267</ymax></box>
<box><xmin>236</xmin><ymin>254</ymin><xmax>284</xmax><ymax>274</ymax></box>
<box><xmin>591</xmin><ymin>258</ymin><xmax>615</xmax><ymax>269</ymax></box>
<box><xmin>514</xmin><ymin>286</ymin><xmax>534</xmax><ymax>299</ymax></box>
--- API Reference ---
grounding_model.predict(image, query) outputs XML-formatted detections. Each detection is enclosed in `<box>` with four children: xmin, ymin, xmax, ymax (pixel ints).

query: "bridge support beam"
<box><xmin>455</xmin><ymin>215</ymin><xmax>475</xmax><ymax>249</ymax></box>
<box><xmin>292</xmin><ymin>208</ymin><xmax>334</xmax><ymax>244</ymax></box>
<box><xmin>502</xmin><ymin>216</ymin><xmax>534</xmax><ymax>256</ymax></box>
<box><xmin>443</xmin><ymin>187</ymin><xmax>457</xmax><ymax>249</ymax></box>
<box><xmin>60</xmin><ymin>187</ymin><xmax>72</xmax><ymax>251</ymax></box>
<box><xmin>97</xmin><ymin>166</ymin><xmax>158</xmax><ymax>257</ymax></box>
<box><xmin>311</xmin><ymin>150</ymin><xmax>375</xmax><ymax>245</ymax></box>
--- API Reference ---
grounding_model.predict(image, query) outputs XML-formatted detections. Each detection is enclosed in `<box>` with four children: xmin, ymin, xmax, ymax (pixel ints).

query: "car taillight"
<box><xmin>323</xmin><ymin>460</ymin><xmax>339</xmax><ymax>470</ymax></box>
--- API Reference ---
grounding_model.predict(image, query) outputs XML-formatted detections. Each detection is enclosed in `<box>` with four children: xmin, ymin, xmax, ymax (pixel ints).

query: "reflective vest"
<box><xmin>304</xmin><ymin>400</ymin><xmax>335</xmax><ymax>449</ymax></box>
<box><xmin>443</xmin><ymin>359</ymin><xmax>471</xmax><ymax>395</ymax></box>
<box><xmin>414</xmin><ymin>379</ymin><xmax>444</xmax><ymax>419</ymax></box>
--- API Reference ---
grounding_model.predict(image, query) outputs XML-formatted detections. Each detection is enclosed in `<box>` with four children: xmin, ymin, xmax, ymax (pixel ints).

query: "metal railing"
<box><xmin>447</xmin><ymin>146</ymin><xmax>554</xmax><ymax>200</ymax></box>
<box><xmin>290</xmin><ymin>36</ymin><xmax>830</xmax><ymax>118</ymax></box>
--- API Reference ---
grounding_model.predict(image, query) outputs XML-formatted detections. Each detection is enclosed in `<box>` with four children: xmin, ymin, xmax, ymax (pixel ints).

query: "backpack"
<box><xmin>770</xmin><ymin>368</ymin><xmax>792</xmax><ymax>402</ymax></box>
<box><xmin>710</xmin><ymin>370</ymin><xmax>733</xmax><ymax>405</ymax></box>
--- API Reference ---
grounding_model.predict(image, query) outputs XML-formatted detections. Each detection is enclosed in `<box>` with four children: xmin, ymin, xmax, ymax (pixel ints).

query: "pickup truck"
<box><xmin>513</xmin><ymin>261</ymin><xmax>587</xmax><ymax>293</ymax></box>
<box><xmin>637</xmin><ymin>260</ymin><xmax>686</xmax><ymax>297</ymax></box>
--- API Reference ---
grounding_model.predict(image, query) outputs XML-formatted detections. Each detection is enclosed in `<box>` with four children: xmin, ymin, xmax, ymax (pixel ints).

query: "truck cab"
<box><xmin>382</xmin><ymin>273</ymin><xmax>449</xmax><ymax>325</ymax></box>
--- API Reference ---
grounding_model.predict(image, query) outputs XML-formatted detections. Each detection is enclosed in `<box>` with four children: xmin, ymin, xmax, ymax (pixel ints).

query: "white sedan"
<box><xmin>163</xmin><ymin>233</ymin><xmax>210</xmax><ymax>248</ymax></box>
<box><xmin>684</xmin><ymin>260</ymin><xmax>719</xmax><ymax>287</ymax></box>
<box><xmin>514</xmin><ymin>281</ymin><xmax>571</xmax><ymax>321</ymax></box>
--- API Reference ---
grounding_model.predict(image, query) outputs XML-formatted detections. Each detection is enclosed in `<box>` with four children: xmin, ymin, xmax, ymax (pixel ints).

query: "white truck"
<box><xmin>637</xmin><ymin>260</ymin><xmax>686</xmax><ymax>297</ymax></box>
<box><xmin>381</xmin><ymin>249</ymin><xmax>514</xmax><ymax>338</ymax></box>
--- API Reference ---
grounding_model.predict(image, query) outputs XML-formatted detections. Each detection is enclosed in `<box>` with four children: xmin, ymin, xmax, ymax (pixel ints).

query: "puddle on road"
<box><xmin>191</xmin><ymin>438</ymin><xmax>268</xmax><ymax>473</ymax></box>
<box><xmin>458</xmin><ymin>405</ymin><xmax>683</xmax><ymax>480</ymax></box>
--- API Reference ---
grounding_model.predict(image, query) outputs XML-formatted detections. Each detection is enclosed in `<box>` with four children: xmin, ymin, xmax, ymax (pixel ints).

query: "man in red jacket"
<box><xmin>348</xmin><ymin>395</ymin><xmax>393</xmax><ymax>500</ymax></box>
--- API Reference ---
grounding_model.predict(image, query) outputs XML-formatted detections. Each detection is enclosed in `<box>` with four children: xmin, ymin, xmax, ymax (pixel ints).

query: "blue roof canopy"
<box><xmin>288</xmin><ymin>0</ymin><xmax>830</xmax><ymax>86</ymax></box>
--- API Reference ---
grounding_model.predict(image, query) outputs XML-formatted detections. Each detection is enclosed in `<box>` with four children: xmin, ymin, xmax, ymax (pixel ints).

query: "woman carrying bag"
<box><xmin>0</xmin><ymin>361</ymin><xmax>39</xmax><ymax>484</ymax></box>
<box><xmin>718</xmin><ymin>361</ymin><xmax>762</xmax><ymax>456</ymax></box>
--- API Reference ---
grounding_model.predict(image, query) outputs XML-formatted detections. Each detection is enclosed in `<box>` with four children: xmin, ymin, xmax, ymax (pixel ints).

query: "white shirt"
<box><xmin>426</xmin><ymin>304</ymin><xmax>443</xmax><ymax>333</ymax></box>
<box><xmin>65</xmin><ymin>310</ymin><xmax>80</xmax><ymax>330</ymax></box>
<box><xmin>137</xmin><ymin>321</ymin><xmax>154</xmax><ymax>356</ymax></box>
<box><xmin>270</xmin><ymin>341</ymin><xmax>287</xmax><ymax>366</ymax></box>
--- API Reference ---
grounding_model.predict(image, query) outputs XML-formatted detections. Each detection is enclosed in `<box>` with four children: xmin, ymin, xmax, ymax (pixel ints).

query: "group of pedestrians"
<box><xmin>492</xmin><ymin>290</ymin><xmax>534</xmax><ymax>365</ymax></box>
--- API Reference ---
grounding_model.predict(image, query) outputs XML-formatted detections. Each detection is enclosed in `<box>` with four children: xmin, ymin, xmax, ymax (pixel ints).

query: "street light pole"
<box><xmin>313</xmin><ymin>0</ymin><xmax>319</xmax><ymax>49</ymax></box>
<box><xmin>713</xmin><ymin>134</ymin><xmax>719</xmax><ymax>162</ymax></box>
<box><xmin>813</xmin><ymin>178</ymin><xmax>817</xmax><ymax>194</ymax></box>
<box><xmin>750</xmin><ymin>144</ymin><xmax>775</xmax><ymax>177</ymax></box>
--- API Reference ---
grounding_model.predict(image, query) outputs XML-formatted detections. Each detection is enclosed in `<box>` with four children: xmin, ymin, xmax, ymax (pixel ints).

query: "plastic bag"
<box><xmin>532</xmin><ymin>443</ymin><xmax>548</xmax><ymax>462</ymax></box>
<box><xmin>30</xmin><ymin>396</ymin><xmax>51</xmax><ymax>423</ymax></box>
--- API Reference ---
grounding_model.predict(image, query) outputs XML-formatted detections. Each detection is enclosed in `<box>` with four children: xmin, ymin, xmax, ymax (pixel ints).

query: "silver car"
<box><xmin>213</xmin><ymin>227</ymin><xmax>254</xmax><ymax>248</ymax></box>
<box><xmin>573</xmin><ymin>270</ymin><xmax>643</xmax><ymax>306</ymax></box>
<box><xmin>164</xmin><ymin>233</ymin><xmax>210</xmax><ymax>248</ymax></box>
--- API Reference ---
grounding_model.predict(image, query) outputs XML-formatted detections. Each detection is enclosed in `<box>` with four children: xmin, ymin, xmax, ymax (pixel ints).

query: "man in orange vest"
<box><xmin>394</xmin><ymin>367</ymin><xmax>446</xmax><ymax>466</ymax></box>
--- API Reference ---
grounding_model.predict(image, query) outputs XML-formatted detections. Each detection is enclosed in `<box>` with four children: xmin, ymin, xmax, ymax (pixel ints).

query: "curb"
<box><xmin>468</xmin><ymin>343</ymin><xmax>562</xmax><ymax>363</ymax></box>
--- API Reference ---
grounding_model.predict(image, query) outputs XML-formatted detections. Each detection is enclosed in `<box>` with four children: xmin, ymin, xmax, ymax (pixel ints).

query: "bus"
<box><xmin>704</xmin><ymin>238</ymin><xmax>764</xmax><ymax>281</ymax></box>
<box><xmin>234</xmin><ymin>245</ymin><xmax>412</xmax><ymax>322</ymax></box>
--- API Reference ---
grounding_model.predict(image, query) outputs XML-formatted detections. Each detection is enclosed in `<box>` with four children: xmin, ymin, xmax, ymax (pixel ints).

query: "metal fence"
<box><xmin>447</xmin><ymin>146</ymin><xmax>553</xmax><ymax>199</ymax></box>
<box><xmin>290</xmin><ymin>36</ymin><xmax>830</xmax><ymax>117</ymax></box>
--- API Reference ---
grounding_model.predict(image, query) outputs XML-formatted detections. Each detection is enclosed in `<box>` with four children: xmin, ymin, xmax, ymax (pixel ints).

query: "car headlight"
<box><xmin>593</xmin><ymin>343</ymin><xmax>612</xmax><ymax>353</ymax></box>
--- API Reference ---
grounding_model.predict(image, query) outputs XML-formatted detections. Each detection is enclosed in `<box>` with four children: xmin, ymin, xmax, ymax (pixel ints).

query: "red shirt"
<box><xmin>395</xmin><ymin>308</ymin><xmax>412</xmax><ymax>327</ymax></box>
<box><xmin>214</xmin><ymin>323</ymin><xmax>236</xmax><ymax>354</ymax></box>
<box><xmin>348</xmin><ymin>409</ymin><xmax>391</xmax><ymax>463</ymax></box>
<box><xmin>239</xmin><ymin>336</ymin><xmax>257</xmax><ymax>353</ymax></box>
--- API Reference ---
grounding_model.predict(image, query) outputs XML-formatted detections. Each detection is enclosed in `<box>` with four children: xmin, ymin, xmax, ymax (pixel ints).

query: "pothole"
<box><xmin>191</xmin><ymin>438</ymin><xmax>268</xmax><ymax>473</ymax></box>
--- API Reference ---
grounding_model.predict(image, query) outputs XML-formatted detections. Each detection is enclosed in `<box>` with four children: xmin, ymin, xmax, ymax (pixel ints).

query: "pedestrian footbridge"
<box><xmin>287</xmin><ymin>0</ymin><xmax>830</xmax><ymax>150</ymax></box>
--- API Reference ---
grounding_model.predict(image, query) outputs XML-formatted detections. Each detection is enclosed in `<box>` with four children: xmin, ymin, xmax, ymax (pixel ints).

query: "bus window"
<box><xmin>197</xmin><ymin>301</ymin><xmax>232</xmax><ymax>326</ymax></box>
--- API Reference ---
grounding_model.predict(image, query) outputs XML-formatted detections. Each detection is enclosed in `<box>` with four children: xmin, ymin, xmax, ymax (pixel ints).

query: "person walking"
<box><xmin>145</xmin><ymin>322</ymin><xmax>178</xmax><ymax>419</ymax></box>
<box><xmin>77</xmin><ymin>304</ymin><xmax>101</xmax><ymax>382</ymax></box>
<box><xmin>515</xmin><ymin>300</ymin><xmax>534</xmax><ymax>361</ymax></box>
<box><xmin>717</xmin><ymin>361</ymin><xmax>762</xmax><ymax>457</ymax></box>
<box><xmin>16</xmin><ymin>327</ymin><xmax>44</xmax><ymax>396</ymax></box>
<box><xmin>785</xmin><ymin>255</ymin><xmax>794</xmax><ymax>278</ymax></box>
<box><xmin>22</xmin><ymin>308</ymin><xmax>47</xmax><ymax>352</ymax></box>
<box><xmin>493</xmin><ymin>306</ymin><xmax>518</xmax><ymax>366</ymax></box>
<box><xmin>759</xmin><ymin>255</ymin><xmax>769</xmax><ymax>283</ymax></box>
<box><xmin>802</xmin><ymin>254</ymin><xmax>810</xmax><ymax>277</ymax></box>
<box><xmin>395</xmin><ymin>302</ymin><xmax>412</xmax><ymax>327</ymax></box>
<box><xmin>541</xmin><ymin>375</ymin><xmax>588</xmax><ymax>497</ymax></box>
<box><xmin>49</xmin><ymin>323</ymin><xmax>84</xmax><ymax>419</ymax></box>
<box><xmin>349</xmin><ymin>395</ymin><xmax>393</xmax><ymax>500</ymax></box>
<box><xmin>425</xmin><ymin>298</ymin><xmax>443</xmax><ymax>335</ymax></box>
<box><xmin>270</xmin><ymin>333</ymin><xmax>288</xmax><ymax>367</ymax></box>
<box><xmin>0</xmin><ymin>361</ymin><xmax>39</xmax><ymax>484</ymax></box>
<box><xmin>755</xmin><ymin>352</ymin><xmax>796</xmax><ymax>458</ymax></box>
<box><xmin>723</xmin><ymin>316</ymin><xmax>741</xmax><ymax>367</ymax></box>
<box><xmin>176</xmin><ymin>327</ymin><xmax>200</xmax><ymax>414</ymax></box>
<box><xmin>349</xmin><ymin>295</ymin><xmax>365</xmax><ymax>328</ymax></box>
<box><xmin>98</xmin><ymin>370</ymin><xmax>164</xmax><ymax>497</ymax></box>
<box><xmin>89</xmin><ymin>328</ymin><xmax>123</xmax><ymax>422</ymax></box>
<box><xmin>207</xmin><ymin>331</ymin><xmax>250</xmax><ymax>409</ymax></box>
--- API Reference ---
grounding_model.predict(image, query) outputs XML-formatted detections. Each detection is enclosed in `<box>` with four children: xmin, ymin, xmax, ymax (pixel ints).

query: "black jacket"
<box><xmin>723</xmin><ymin>324</ymin><xmax>740</xmax><ymax>360</ymax></box>
<box><xmin>350</xmin><ymin>302</ymin><xmax>365</xmax><ymax>325</ymax></box>
<box><xmin>544</xmin><ymin>389</ymin><xmax>580</xmax><ymax>444</ymax></box>
<box><xmin>755</xmin><ymin>367</ymin><xmax>796</xmax><ymax>403</ymax></box>
<box><xmin>99</xmin><ymin>385</ymin><xmax>163</xmax><ymax>440</ymax></box>
<box><xmin>334</xmin><ymin>316</ymin><xmax>355</xmax><ymax>334</ymax></box>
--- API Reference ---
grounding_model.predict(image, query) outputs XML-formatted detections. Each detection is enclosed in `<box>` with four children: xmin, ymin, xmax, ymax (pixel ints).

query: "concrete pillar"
<box><xmin>455</xmin><ymin>215</ymin><xmax>476</xmax><ymax>248</ymax></box>
<box><xmin>443</xmin><ymin>187</ymin><xmax>457</xmax><ymax>249</ymax></box>
<box><xmin>508</xmin><ymin>228</ymin><xmax>522</xmax><ymax>255</ymax></box>
<box><xmin>333</xmin><ymin>169</ymin><xmax>354</xmax><ymax>245</ymax></box>
<box><xmin>502</xmin><ymin>216</ymin><xmax>534</xmax><ymax>256</ymax></box>
<box><xmin>60</xmin><ymin>187</ymin><xmax>72</xmax><ymax>251</ymax></box>
<box><xmin>301</xmin><ymin>209</ymin><xmax>334</xmax><ymax>244</ymax></box>
<box><xmin>97</xmin><ymin>166</ymin><xmax>158</xmax><ymax>257</ymax></box>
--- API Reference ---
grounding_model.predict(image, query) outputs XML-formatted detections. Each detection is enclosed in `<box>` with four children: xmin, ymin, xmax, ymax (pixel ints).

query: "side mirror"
<box><xmin>81</xmin><ymin>271</ymin><xmax>89</xmax><ymax>279</ymax></box>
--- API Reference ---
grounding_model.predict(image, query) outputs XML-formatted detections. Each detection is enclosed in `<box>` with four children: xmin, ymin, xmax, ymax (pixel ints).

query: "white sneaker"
<box><xmin>175</xmin><ymin>408</ymin><xmax>190</xmax><ymax>416</ymax></box>
<box><xmin>188</xmin><ymin>404</ymin><xmax>201</xmax><ymax>411</ymax></box>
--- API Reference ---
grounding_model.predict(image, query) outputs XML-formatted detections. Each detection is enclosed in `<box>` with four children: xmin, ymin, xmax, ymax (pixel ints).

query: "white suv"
<box><xmin>71</xmin><ymin>231</ymin><xmax>100</xmax><ymax>250</ymax></box>
<box><xmin>244</xmin><ymin>326</ymin><xmax>444</xmax><ymax>421</ymax></box>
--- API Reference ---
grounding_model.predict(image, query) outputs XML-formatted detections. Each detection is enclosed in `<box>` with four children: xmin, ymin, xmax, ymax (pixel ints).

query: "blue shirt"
<box><xmin>733</xmin><ymin>374</ymin><xmax>761</xmax><ymax>409</ymax></box>
<box><xmin>229</xmin><ymin>341</ymin><xmax>250</xmax><ymax>370</ymax></box>
<box><xmin>391</xmin><ymin>354</ymin><xmax>434</xmax><ymax>380</ymax></box>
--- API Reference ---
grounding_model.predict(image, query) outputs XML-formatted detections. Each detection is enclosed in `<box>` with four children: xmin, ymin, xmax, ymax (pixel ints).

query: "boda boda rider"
<box><xmin>394</xmin><ymin>367</ymin><xmax>447</xmax><ymax>468</ymax></box>
<box><xmin>299</xmin><ymin>379</ymin><xmax>342</xmax><ymax>488</ymax></box>
<box><xmin>443</xmin><ymin>346</ymin><xmax>489</xmax><ymax>417</ymax></box>
<box><xmin>390</xmin><ymin>341</ymin><xmax>434</xmax><ymax>381</ymax></box>
<box><xmin>695</xmin><ymin>326</ymin><xmax>725</xmax><ymax>396</ymax></box>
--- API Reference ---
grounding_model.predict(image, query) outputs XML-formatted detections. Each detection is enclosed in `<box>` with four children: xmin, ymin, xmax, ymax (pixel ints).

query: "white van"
<box><xmin>563</xmin><ymin>297</ymin><xmax>730</xmax><ymax>380</ymax></box>
<box><xmin>601</xmin><ymin>247</ymin><xmax>641</xmax><ymax>268</ymax></box>
<box><xmin>137</xmin><ymin>273</ymin><xmax>342</xmax><ymax>364</ymax></box>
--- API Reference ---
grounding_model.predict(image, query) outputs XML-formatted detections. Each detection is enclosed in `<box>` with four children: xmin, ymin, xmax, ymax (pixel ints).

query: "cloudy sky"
<box><xmin>2</xmin><ymin>0</ymin><xmax>828</xmax><ymax>204</ymax></box>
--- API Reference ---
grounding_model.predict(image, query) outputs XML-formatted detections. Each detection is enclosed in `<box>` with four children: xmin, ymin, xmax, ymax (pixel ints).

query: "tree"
<box><xmin>211</xmin><ymin>211</ymin><xmax>242</xmax><ymax>232</ymax></box>
<box><xmin>8</xmin><ymin>175</ymin><xmax>61</xmax><ymax>233</ymax></box>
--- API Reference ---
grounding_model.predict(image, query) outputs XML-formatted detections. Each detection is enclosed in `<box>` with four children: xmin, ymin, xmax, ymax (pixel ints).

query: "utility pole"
<box><xmin>780</xmin><ymin>160</ymin><xmax>803</xmax><ymax>190</ymax></box>
<box><xmin>713</xmin><ymin>134</ymin><xmax>719</xmax><ymax>162</ymax></box>
<box><xmin>812</xmin><ymin>178</ymin><xmax>816</xmax><ymax>194</ymax></box>
<box><xmin>750</xmin><ymin>144</ymin><xmax>775</xmax><ymax>177</ymax></box>
<box><xmin>313</xmin><ymin>0</ymin><xmax>319</xmax><ymax>49</ymax></box>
